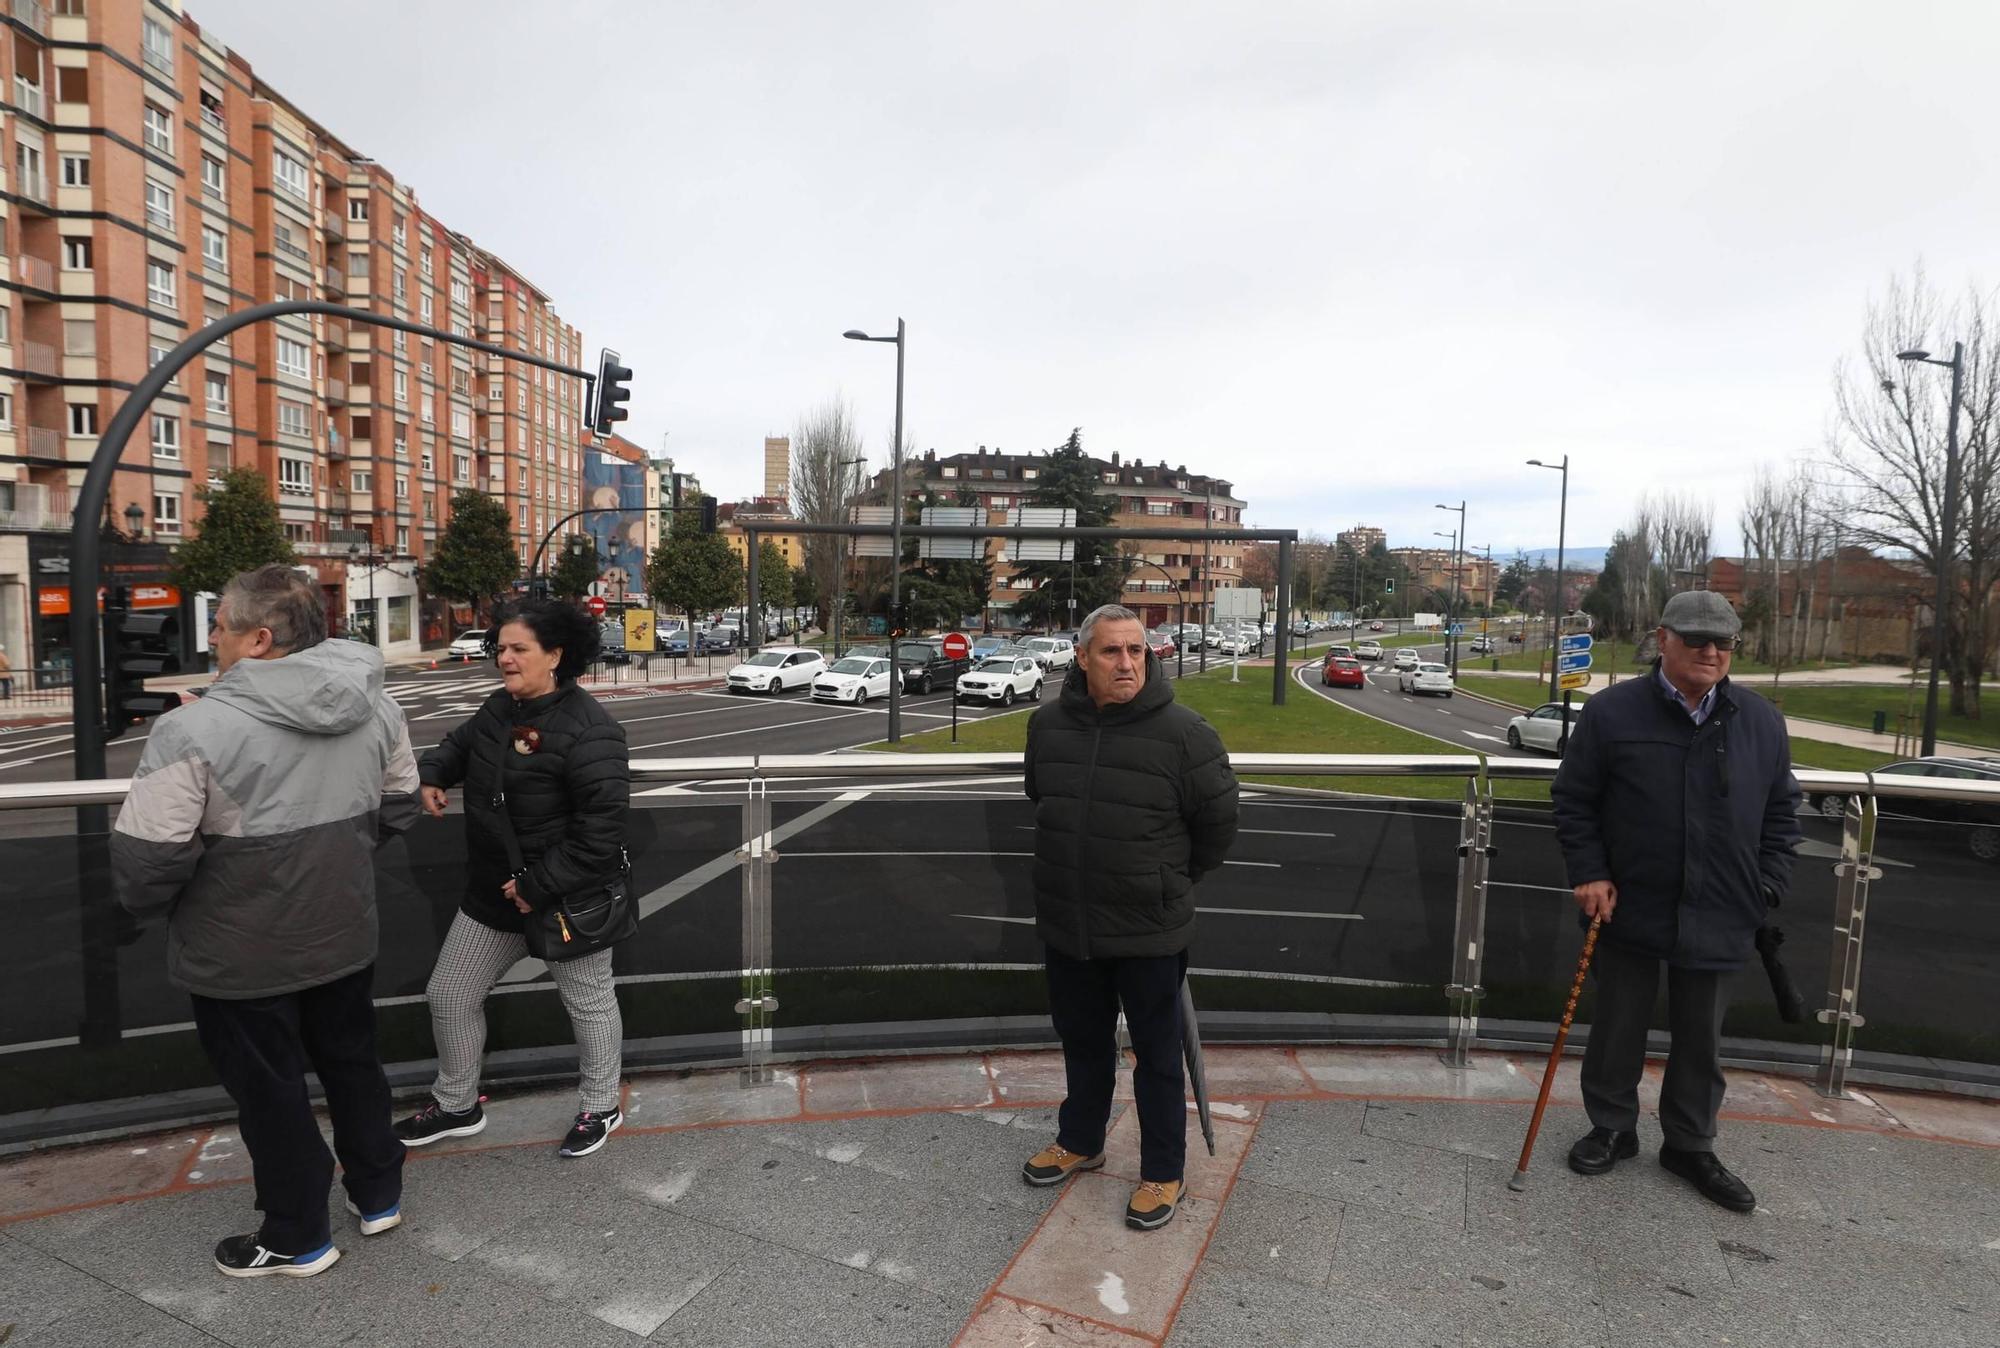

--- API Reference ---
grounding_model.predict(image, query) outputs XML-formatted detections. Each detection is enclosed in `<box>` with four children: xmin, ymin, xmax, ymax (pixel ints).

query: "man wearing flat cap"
<box><xmin>1550</xmin><ymin>591</ymin><xmax>1801</xmax><ymax>1212</ymax></box>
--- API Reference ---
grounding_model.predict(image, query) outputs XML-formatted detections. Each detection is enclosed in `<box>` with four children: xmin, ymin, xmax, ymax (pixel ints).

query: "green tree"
<box><xmin>646</xmin><ymin>496</ymin><xmax>743</xmax><ymax>644</ymax></box>
<box><xmin>168</xmin><ymin>468</ymin><xmax>296</xmax><ymax>596</ymax></box>
<box><xmin>754</xmin><ymin>539</ymin><xmax>791</xmax><ymax>624</ymax></box>
<box><xmin>1011</xmin><ymin>429</ymin><xmax>1127</xmax><ymax>628</ymax></box>
<box><xmin>550</xmin><ymin>535</ymin><xmax>601</xmax><ymax>601</ymax></box>
<box><xmin>423</xmin><ymin>490</ymin><xmax>517</xmax><ymax>625</ymax></box>
<box><xmin>791</xmin><ymin>563</ymin><xmax>818</xmax><ymax>633</ymax></box>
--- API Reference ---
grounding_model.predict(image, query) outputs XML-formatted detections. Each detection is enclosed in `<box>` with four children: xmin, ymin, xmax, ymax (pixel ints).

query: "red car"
<box><xmin>1148</xmin><ymin>630</ymin><xmax>1178</xmax><ymax>660</ymax></box>
<box><xmin>1322</xmin><ymin>655</ymin><xmax>1366</xmax><ymax>688</ymax></box>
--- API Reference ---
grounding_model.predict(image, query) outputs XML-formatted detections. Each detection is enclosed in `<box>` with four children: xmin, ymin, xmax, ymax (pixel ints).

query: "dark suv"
<box><xmin>897</xmin><ymin>643</ymin><xmax>970</xmax><ymax>694</ymax></box>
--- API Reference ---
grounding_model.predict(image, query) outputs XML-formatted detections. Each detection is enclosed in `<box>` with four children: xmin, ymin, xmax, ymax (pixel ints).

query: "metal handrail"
<box><xmin>6</xmin><ymin>757</ymin><xmax>1996</xmax><ymax>807</ymax></box>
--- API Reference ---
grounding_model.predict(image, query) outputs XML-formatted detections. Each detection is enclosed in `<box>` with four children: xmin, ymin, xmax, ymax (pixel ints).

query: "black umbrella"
<box><xmin>1180</xmin><ymin>977</ymin><xmax>1216</xmax><ymax>1157</ymax></box>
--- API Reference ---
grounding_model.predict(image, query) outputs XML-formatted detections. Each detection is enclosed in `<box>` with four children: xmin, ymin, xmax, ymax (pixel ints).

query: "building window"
<box><xmin>419</xmin><ymin>393</ymin><xmax>433</xmax><ymax>425</ymax></box>
<box><xmin>59</xmin><ymin>153</ymin><xmax>88</xmax><ymax>188</ymax></box>
<box><xmin>452</xmin><ymin>453</ymin><xmax>468</xmax><ymax>481</ymax></box>
<box><xmin>1022</xmin><ymin>468</ymin><xmax>1038</xmax><ymax>479</ymax></box>
<box><xmin>393</xmin><ymin>369</ymin><xmax>407</xmax><ymax>403</ymax></box>
<box><xmin>347</xmin><ymin>196</ymin><xmax>368</xmax><ymax>222</ymax></box>
<box><xmin>147</xmin><ymin>260</ymin><xmax>176</xmax><ymax>309</ymax></box>
<box><xmin>272</xmin><ymin>150</ymin><xmax>309</xmax><ymax>200</ymax></box>
<box><xmin>278</xmin><ymin>457</ymin><xmax>312</xmax><ymax>496</ymax></box>
<box><xmin>67</xmin><ymin>402</ymin><xmax>97</xmax><ymax>435</ymax></box>
<box><xmin>206</xmin><ymin>372</ymin><xmax>228</xmax><ymax>414</ymax></box>
<box><xmin>351</xmin><ymin>468</ymin><xmax>372</xmax><ymax>492</ymax></box>
<box><xmin>202</xmin><ymin>225</ymin><xmax>225</xmax><ymax>267</ymax></box>
<box><xmin>395</xmin><ymin>475</ymin><xmax>408</xmax><ymax>499</ymax></box>
<box><xmin>396</xmin><ymin>526</ymin><xmax>408</xmax><ymax>551</ymax></box>
<box><xmin>198</xmin><ymin>86</ymin><xmax>223</xmax><ymax>130</ymax></box>
<box><xmin>142</xmin><ymin>103</ymin><xmax>174</xmax><ymax>156</ymax></box>
<box><xmin>423</xmin><ymin>497</ymin><xmax>434</xmax><ymax>520</ymax></box>
<box><xmin>62</xmin><ymin>318</ymin><xmax>94</xmax><ymax>356</ymax></box>
<box><xmin>276</xmin><ymin>337</ymin><xmax>309</xmax><ymax>378</ymax></box>
<box><xmin>144</xmin><ymin>180</ymin><xmax>173</xmax><ymax>230</ymax></box>
<box><xmin>518</xmin><ymin>465</ymin><xmax>527</xmax><ymax>489</ymax></box>
<box><xmin>62</xmin><ymin>237</ymin><xmax>91</xmax><ymax>271</ymax></box>
<box><xmin>393</xmin><ymin>271</ymin><xmax>406</xmax><ymax>303</ymax></box>
<box><xmin>14</xmin><ymin>143</ymin><xmax>43</xmax><ymax>202</ymax></box>
<box><xmin>0</xmin><ymin>392</ymin><xmax>12</xmax><ymax>429</ymax></box>
<box><xmin>277</xmin><ymin>400</ymin><xmax>309</xmax><ymax>438</ymax></box>
<box><xmin>421</xmin><ymin>448</ymin><xmax>433</xmax><ymax>474</ymax></box>
<box><xmin>141</xmin><ymin>16</ymin><xmax>174</xmax><ymax>75</ymax></box>
<box><xmin>450</xmin><ymin>279</ymin><xmax>468</xmax><ymax>306</ymax></box>
<box><xmin>151</xmin><ymin>414</ymin><xmax>180</xmax><ymax>459</ymax></box>
<box><xmin>419</xmin><ymin>294</ymin><xmax>432</xmax><ymax>323</ymax></box>
<box><xmin>450</xmin><ymin>408</ymin><xmax>470</xmax><ymax>439</ymax></box>
<box><xmin>420</xmin><ymin>247</ymin><xmax>432</xmax><ymax>278</ymax></box>
<box><xmin>200</xmin><ymin>154</ymin><xmax>224</xmax><ymax>200</ymax></box>
<box><xmin>941</xmin><ymin>466</ymin><xmax>958</xmax><ymax>478</ymax></box>
<box><xmin>153</xmin><ymin>493</ymin><xmax>181</xmax><ymax>535</ymax></box>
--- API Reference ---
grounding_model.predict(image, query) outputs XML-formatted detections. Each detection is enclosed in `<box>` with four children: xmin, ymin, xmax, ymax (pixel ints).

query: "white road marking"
<box><xmin>629</xmin><ymin>709</ymin><xmax>873</xmax><ymax>752</ymax></box>
<box><xmin>1200</xmin><ymin>906</ymin><xmax>1362</xmax><ymax>921</ymax></box>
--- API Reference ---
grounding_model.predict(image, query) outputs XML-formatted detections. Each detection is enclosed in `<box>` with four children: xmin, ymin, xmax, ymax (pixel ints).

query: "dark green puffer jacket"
<box><xmin>1023</xmin><ymin>654</ymin><xmax>1240</xmax><ymax>959</ymax></box>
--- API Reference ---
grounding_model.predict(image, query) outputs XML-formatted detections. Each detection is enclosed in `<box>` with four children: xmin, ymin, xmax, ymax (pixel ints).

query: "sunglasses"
<box><xmin>1669</xmin><ymin>630</ymin><xmax>1736</xmax><ymax>653</ymax></box>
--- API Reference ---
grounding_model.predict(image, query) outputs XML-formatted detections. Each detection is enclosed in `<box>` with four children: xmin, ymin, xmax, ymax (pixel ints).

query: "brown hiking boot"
<box><xmin>1021</xmin><ymin>1142</ymin><xmax>1105</xmax><ymax>1186</ymax></box>
<box><xmin>1125</xmin><ymin>1179</ymin><xmax>1182</xmax><ymax>1230</ymax></box>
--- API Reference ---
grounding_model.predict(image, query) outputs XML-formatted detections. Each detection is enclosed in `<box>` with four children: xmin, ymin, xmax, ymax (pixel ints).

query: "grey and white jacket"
<box><xmin>111</xmin><ymin>639</ymin><xmax>420</xmax><ymax>999</ymax></box>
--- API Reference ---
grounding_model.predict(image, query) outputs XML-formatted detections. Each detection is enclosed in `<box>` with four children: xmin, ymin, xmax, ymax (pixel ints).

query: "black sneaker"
<box><xmin>558</xmin><ymin>1107</ymin><xmax>621</xmax><ymax>1158</ymax></box>
<box><xmin>213</xmin><ymin>1232</ymin><xmax>340</xmax><ymax>1279</ymax></box>
<box><xmin>343</xmin><ymin>1196</ymin><xmax>402</xmax><ymax>1236</ymax></box>
<box><xmin>394</xmin><ymin>1098</ymin><xmax>486</xmax><ymax>1146</ymax></box>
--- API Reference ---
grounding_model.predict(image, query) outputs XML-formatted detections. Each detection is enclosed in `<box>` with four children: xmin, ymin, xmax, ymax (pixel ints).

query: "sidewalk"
<box><xmin>2</xmin><ymin>1046</ymin><xmax>1993</xmax><ymax>1346</ymax></box>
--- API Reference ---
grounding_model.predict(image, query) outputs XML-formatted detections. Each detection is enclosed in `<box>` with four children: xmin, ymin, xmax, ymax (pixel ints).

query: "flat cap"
<box><xmin>1660</xmin><ymin>590</ymin><xmax>1741</xmax><ymax>639</ymax></box>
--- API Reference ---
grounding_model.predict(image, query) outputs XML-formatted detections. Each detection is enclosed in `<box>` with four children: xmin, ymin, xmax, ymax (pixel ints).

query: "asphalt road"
<box><xmin>1295</xmin><ymin>638</ymin><xmax>1559</xmax><ymax>759</ymax></box>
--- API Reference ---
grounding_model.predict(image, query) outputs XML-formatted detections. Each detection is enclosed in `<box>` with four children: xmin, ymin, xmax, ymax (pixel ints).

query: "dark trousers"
<box><xmin>1044</xmin><ymin>946</ymin><xmax>1188</xmax><ymax>1184</ymax></box>
<box><xmin>190</xmin><ymin>964</ymin><xmax>405</xmax><ymax>1253</ymax></box>
<box><xmin>1581</xmin><ymin>940</ymin><xmax>1731</xmax><ymax>1153</ymax></box>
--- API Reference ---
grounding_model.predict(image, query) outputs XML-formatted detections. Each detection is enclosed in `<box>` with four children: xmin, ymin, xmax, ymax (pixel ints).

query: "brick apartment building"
<box><xmin>869</xmin><ymin>446</ymin><xmax>1249</xmax><ymax>630</ymax></box>
<box><xmin>0</xmin><ymin>0</ymin><xmax>587</xmax><ymax>669</ymax></box>
<box><xmin>1386</xmin><ymin>546</ymin><xmax>1496</xmax><ymax>611</ymax></box>
<box><xmin>1706</xmin><ymin>547</ymin><xmax>2000</xmax><ymax>664</ymax></box>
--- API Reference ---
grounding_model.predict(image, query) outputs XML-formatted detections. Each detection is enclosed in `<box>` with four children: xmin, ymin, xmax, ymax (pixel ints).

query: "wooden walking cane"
<box><xmin>1509</xmin><ymin>915</ymin><xmax>1602</xmax><ymax>1192</ymax></box>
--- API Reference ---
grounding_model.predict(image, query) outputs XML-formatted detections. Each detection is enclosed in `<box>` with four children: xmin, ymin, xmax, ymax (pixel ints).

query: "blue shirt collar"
<box><xmin>1656</xmin><ymin>664</ymin><xmax>1718</xmax><ymax>725</ymax></box>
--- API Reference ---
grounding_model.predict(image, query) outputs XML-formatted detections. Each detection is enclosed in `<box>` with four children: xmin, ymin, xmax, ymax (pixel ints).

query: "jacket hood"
<box><xmin>1059</xmin><ymin>650</ymin><xmax>1175</xmax><ymax>721</ymax></box>
<box><xmin>205</xmin><ymin>639</ymin><xmax>386</xmax><ymax>736</ymax></box>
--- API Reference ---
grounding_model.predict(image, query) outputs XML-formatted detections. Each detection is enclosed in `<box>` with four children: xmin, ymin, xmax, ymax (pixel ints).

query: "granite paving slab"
<box><xmin>646</xmin><ymin>1240</ymin><xmax>966</xmax><ymax>1347</ymax></box>
<box><xmin>1199</xmin><ymin>1176</ymin><xmax>1344</xmax><ymax>1287</ymax></box>
<box><xmin>1238</xmin><ymin>1098</ymin><xmax>1469</xmax><ymax>1224</ymax></box>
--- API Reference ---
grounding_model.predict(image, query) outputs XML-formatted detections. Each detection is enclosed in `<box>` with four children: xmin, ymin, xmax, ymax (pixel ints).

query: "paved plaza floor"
<box><xmin>2</xmin><ymin>1046</ymin><xmax>1995</xmax><ymax>1346</ymax></box>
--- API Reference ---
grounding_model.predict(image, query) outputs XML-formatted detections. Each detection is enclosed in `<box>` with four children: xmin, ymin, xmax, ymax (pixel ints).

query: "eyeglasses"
<box><xmin>1670</xmin><ymin>630</ymin><xmax>1736</xmax><ymax>652</ymax></box>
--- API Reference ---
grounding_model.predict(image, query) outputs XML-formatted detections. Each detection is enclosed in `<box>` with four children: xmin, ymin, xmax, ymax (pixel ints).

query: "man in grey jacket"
<box><xmin>113</xmin><ymin>565</ymin><xmax>420</xmax><ymax>1278</ymax></box>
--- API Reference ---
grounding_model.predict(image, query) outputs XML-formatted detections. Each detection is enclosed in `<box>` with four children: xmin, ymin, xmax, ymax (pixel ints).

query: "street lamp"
<box><xmin>1897</xmin><ymin>343</ymin><xmax>1965</xmax><ymax>757</ymax></box>
<box><xmin>1526</xmin><ymin>456</ymin><xmax>1569</xmax><ymax>702</ymax></box>
<box><xmin>1127</xmin><ymin>555</ymin><xmax>1189</xmax><ymax>680</ymax></box>
<box><xmin>1434</xmin><ymin>499</ymin><xmax>1465</xmax><ymax>676</ymax></box>
<box><xmin>844</xmin><ymin>321</ymin><xmax>906</xmax><ymax>742</ymax></box>
<box><xmin>122</xmin><ymin>501</ymin><xmax>145</xmax><ymax>540</ymax></box>
<box><xmin>834</xmin><ymin>455</ymin><xmax>867</xmax><ymax>660</ymax></box>
<box><xmin>346</xmin><ymin>540</ymin><xmax>378</xmax><ymax>646</ymax></box>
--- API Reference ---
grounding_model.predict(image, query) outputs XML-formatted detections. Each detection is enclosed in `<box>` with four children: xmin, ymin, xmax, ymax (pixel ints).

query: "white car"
<box><xmin>1354</xmin><ymin>640</ymin><xmax>1385</xmax><ymax>661</ymax></box>
<box><xmin>811</xmin><ymin>655</ymin><xmax>893</xmax><ymax>703</ymax></box>
<box><xmin>725</xmin><ymin>646</ymin><xmax>826</xmax><ymax>694</ymax></box>
<box><xmin>1022</xmin><ymin>636</ymin><xmax>1075</xmax><ymax>670</ymax></box>
<box><xmin>1392</xmin><ymin>647</ymin><xmax>1420</xmax><ymax>671</ymax></box>
<box><xmin>1398</xmin><ymin>661</ymin><xmax>1455</xmax><ymax>697</ymax></box>
<box><xmin>1216</xmin><ymin>630</ymin><xmax>1259</xmax><ymax>656</ymax></box>
<box><xmin>447</xmin><ymin>629</ymin><xmax>487</xmax><ymax>659</ymax></box>
<box><xmin>955</xmin><ymin>655</ymin><xmax>1044</xmax><ymax>706</ymax></box>
<box><xmin>1507</xmin><ymin>701</ymin><xmax>1583</xmax><ymax>754</ymax></box>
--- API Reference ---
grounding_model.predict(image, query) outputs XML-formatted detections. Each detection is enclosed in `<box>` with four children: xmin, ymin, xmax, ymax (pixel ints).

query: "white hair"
<box><xmin>1079</xmin><ymin>603</ymin><xmax>1141</xmax><ymax>651</ymax></box>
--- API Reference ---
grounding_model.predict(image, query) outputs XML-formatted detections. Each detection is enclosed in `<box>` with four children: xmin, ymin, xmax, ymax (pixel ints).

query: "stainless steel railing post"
<box><xmin>1441</xmin><ymin>766</ymin><xmax>1495</xmax><ymax>1068</ymax></box>
<box><xmin>1815</xmin><ymin>787</ymin><xmax>1880</xmax><ymax>1099</ymax></box>
<box><xmin>735</xmin><ymin>769</ymin><xmax>779</xmax><ymax>1086</ymax></box>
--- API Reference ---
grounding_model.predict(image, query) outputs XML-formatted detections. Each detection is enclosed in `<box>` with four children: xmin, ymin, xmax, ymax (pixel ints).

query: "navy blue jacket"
<box><xmin>1550</xmin><ymin>667</ymin><xmax>1801</xmax><ymax>971</ymax></box>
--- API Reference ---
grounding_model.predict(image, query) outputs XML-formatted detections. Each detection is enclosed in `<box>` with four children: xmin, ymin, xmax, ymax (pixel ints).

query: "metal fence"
<box><xmin>4</xmin><ymin>754</ymin><xmax>1996</xmax><ymax>1146</ymax></box>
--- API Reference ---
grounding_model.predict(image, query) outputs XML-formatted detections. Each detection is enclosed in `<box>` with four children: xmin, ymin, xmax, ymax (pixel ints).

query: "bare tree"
<box><xmin>1738</xmin><ymin>467</ymin><xmax>1788</xmax><ymax>667</ymax></box>
<box><xmin>790</xmin><ymin>397</ymin><xmax>865</xmax><ymax>632</ymax></box>
<box><xmin>1830</xmin><ymin>268</ymin><xmax>2000</xmax><ymax>718</ymax></box>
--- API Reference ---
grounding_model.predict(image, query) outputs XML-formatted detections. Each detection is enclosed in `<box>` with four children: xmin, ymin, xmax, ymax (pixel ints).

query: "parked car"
<box><xmin>1806</xmin><ymin>757</ymin><xmax>2000</xmax><ymax>862</ymax></box>
<box><xmin>1354</xmin><ymin>640</ymin><xmax>1385</xmax><ymax>661</ymax></box>
<box><xmin>661</xmin><ymin>631</ymin><xmax>691</xmax><ymax>656</ymax></box>
<box><xmin>955</xmin><ymin>655</ymin><xmax>1044</xmax><ymax>706</ymax></box>
<box><xmin>447</xmin><ymin>629</ymin><xmax>487</xmax><ymax>660</ymax></box>
<box><xmin>1321</xmin><ymin>655</ymin><xmax>1366</xmax><ymax>689</ymax></box>
<box><xmin>1291</xmin><ymin>620</ymin><xmax>1312</xmax><ymax>638</ymax></box>
<box><xmin>725</xmin><ymin>646</ymin><xmax>827</xmax><ymax>694</ymax></box>
<box><xmin>1148</xmin><ymin>629</ymin><xmax>1179</xmax><ymax>660</ymax></box>
<box><xmin>1398</xmin><ymin>661</ymin><xmax>1455</xmax><ymax>697</ymax></box>
<box><xmin>1506</xmin><ymin>701</ymin><xmax>1584</xmax><ymax>755</ymax></box>
<box><xmin>1021</xmin><ymin>636</ymin><xmax>1076</xmax><ymax>670</ymax></box>
<box><xmin>897</xmin><ymin>644</ymin><xmax>970</xmax><ymax>694</ymax></box>
<box><xmin>1216</xmin><ymin>630</ymin><xmax>1259</xmax><ymax>656</ymax></box>
<box><xmin>971</xmin><ymin>635</ymin><xmax>1010</xmax><ymax>661</ymax></box>
<box><xmin>811</xmin><ymin>655</ymin><xmax>893</xmax><ymax>704</ymax></box>
<box><xmin>1469</xmin><ymin>636</ymin><xmax>1496</xmax><ymax>655</ymax></box>
<box><xmin>1392</xmin><ymin>647</ymin><xmax>1421</xmax><ymax>671</ymax></box>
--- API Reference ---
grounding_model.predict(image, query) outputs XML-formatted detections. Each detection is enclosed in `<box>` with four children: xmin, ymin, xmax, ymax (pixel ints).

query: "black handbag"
<box><xmin>481</xmin><ymin>741</ymin><xmax>636</xmax><ymax>962</ymax></box>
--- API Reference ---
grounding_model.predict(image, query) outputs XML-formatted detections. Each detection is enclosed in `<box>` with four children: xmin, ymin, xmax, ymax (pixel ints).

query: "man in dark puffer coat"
<box><xmin>1018</xmin><ymin>604</ymin><xmax>1238</xmax><ymax>1231</ymax></box>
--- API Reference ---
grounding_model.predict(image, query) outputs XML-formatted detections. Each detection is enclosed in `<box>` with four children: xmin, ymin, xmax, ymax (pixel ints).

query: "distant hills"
<box><xmin>1510</xmin><ymin>547</ymin><xmax>1607</xmax><ymax>572</ymax></box>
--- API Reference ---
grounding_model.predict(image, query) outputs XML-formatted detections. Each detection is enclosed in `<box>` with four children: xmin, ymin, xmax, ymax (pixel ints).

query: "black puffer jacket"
<box><xmin>1551</xmin><ymin>667</ymin><xmax>1800</xmax><ymax>971</ymax></box>
<box><xmin>419</xmin><ymin>682</ymin><xmax>630</xmax><ymax>934</ymax></box>
<box><xmin>1023</xmin><ymin>654</ymin><xmax>1239</xmax><ymax>960</ymax></box>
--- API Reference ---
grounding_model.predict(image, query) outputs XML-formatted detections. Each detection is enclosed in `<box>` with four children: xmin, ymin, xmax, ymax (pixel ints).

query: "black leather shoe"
<box><xmin>1659</xmin><ymin>1146</ymin><xmax>1756</xmax><ymax>1213</ymax></box>
<box><xmin>1566</xmin><ymin>1127</ymin><xmax>1639</xmax><ymax>1175</ymax></box>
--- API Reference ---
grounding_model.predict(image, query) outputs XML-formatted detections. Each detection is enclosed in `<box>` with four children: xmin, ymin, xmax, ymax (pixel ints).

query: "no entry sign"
<box><xmin>941</xmin><ymin>632</ymin><xmax>972</xmax><ymax>659</ymax></box>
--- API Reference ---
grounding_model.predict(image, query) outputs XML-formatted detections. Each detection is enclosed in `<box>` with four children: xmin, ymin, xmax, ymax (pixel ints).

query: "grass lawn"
<box><xmin>878</xmin><ymin>667</ymin><xmax>1551</xmax><ymax>801</ymax></box>
<box><xmin>1763</xmin><ymin>683</ymin><xmax>1998</xmax><ymax>752</ymax></box>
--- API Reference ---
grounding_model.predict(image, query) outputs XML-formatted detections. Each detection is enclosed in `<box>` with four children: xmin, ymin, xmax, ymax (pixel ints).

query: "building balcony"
<box><xmin>274</xmin><ymin>236</ymin><xmax>309</xmax><ymax>263</ymax></box>
<box><xmin>9</xmin><ymin>0</ymin><xmax>47</xmax><ymax>36</ymax></box>
<box><xmin>325</xmin><ymin>321</ymin><xmax>347</xmax><ymax>347</ymax></box>
<box><xmin>13</xmin><ymin>77</ymin><xmax>43</xmax><ymax>120</ymax></box>
<box><xmin>14</xmin><ymin>169</ymin><xmax>49</xmax><ymax>210</ymax></box>
<box><xmin>325</xmin><ymin>376</ymin><xmax>348</xmax><ymax>405</ymax></box>
<box><xmin>23</xmin><ymin>424</ymin><xmax>59</xmax><ymax>458</ymax></box>
<box><xmin>20</xmin><ymin>341</ymin><xmax>57</xmax><ymax>380</ymax></box>
<box><xmin>324</xmin><ymin>266</ymin><xmax>345</xmax><ymax>295</ymax></box>
<box><xmin>14</xmin><ymin>254</ymin><xmax>53</xmax><ymax>292</ymax></box>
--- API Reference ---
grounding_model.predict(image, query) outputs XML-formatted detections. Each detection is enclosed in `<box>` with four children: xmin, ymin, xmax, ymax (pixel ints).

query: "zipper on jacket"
<box><xmin>1073</xmin><ymin>721</ymin><xmax>1104</xmax><ymax>960</ymax></box>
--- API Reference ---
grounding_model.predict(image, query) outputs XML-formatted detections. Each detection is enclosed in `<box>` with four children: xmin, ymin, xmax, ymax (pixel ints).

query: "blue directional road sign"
<box><xmin>1558</xmin><ymin>651</ymin><xmax>1593</xmax><ymax>674</ymax></box>
<box><xmin>1559</xmin><ymin>633</ymin><xmax>1593</xmax><ymax>654</ymax></box>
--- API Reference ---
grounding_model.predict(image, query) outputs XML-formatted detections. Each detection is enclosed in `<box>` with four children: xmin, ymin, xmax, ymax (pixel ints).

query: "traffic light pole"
<box><xmin>69</xmin><ymin>300</ymin><xmax>600</xmax><ymax>787</ymax></box>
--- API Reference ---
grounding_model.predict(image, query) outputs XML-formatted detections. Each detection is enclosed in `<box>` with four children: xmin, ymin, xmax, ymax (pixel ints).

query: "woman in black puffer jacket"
<box><xmin>395</xmin><ymin>599</ymin><xmax>631</xmax><ymax>1160</ymax></box>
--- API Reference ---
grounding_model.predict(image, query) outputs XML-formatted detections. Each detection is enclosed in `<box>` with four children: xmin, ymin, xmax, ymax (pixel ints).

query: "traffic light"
<box><xmin>1384</xmin><ymin>578</ymin><xmax>1395</xmax><ymax>594</ymax></box>
<box><xmin>104</xmin><ymin>593</ymin><xmax>182</xmax><ymax>740</ymax></box>
<box><xmin>592</xmin><ymin>348</ymin><xmax>632</xmax><ymax>436</ymax></box>
<box><xmin>699</xmin><ymin>496</ymin><xmax>718</xmax><ymax>534</ymax></box>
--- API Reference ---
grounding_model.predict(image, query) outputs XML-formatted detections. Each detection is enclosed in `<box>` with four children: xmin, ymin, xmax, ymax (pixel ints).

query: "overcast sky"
<box><xmin>191</xmin><ymin>0</ymin><xmax>2000</xmax><ymax>557</ymax></box>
